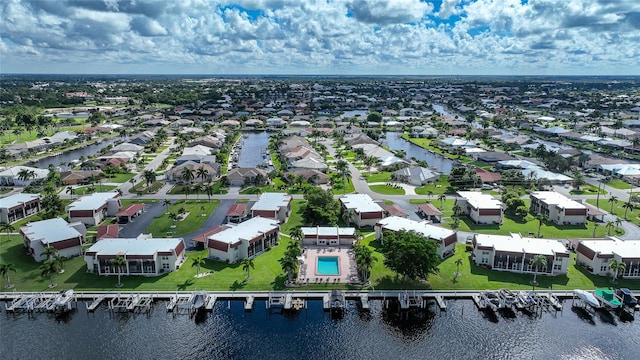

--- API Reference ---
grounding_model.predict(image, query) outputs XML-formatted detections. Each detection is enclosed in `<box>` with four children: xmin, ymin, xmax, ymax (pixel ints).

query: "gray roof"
<box><xmin>87</xmin><ymin>234</ymin><xmax>184</xmax><ymax>256</ymax></box>
<box><xmin>377</xmin><ymin>216</ymin><xmax>454</xmax><ymax>240</ymax></box>
<box><xmin>0</xmin><ymin>193</ymin><xmax>41</xmax><ymax>209</ymax></box>
<box><xmin>210</xmin><ymin>217</ymin><xmax>279</xmax><ymax>245</ymax></box>
<box><xmin>21</xmin><ymin>218</ymin><xmax>82</xmax><ymax>244</ymax></box>
<box><xmin>252</xmin><ymin>193</ymin><xmax>291</xmax><ymax>211</ymax></box>
<box><xmin>67</xmin><ymin>192</ymin><xmax>118</xmax><ymax>211</ymax></box>
<box><xmin>340</xmin><ymin>194</ymin><xmax>384</xmax><ymax>213</ymax></box>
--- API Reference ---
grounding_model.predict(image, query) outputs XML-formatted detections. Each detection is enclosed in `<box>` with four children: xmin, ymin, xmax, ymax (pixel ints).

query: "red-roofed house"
<box><xmin>226</xmin><ymin>203</ymin><xmax>248</xmax><ymax>223</ymax></box>
<box><xmin>476</xmin><ymin>168</ymin><xmax>502</xmax><ymax>183</ymax></box>
<box><xmin>383</xmin><ymin>204</ymin><xmax>409</xmax><ymax>218</ymax></box>
<box><xmin>116</xmin><ymin>203</ymin><xmax>144</xmax><ymax>224</ymax></box>
<box><xmin>96</xmin><ymin>224</ymin><xmax>120</xmax><ymax>241</ymax></box>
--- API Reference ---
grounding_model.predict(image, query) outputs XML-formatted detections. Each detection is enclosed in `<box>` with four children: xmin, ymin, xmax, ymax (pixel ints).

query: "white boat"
<box><xmin>517</xmin><ymin>291</ymin><xmax>536</xmax><ymax>307</ymax></box>
<box><xmin>499</xmin><ymin>289</ymin><xmax>517</xmax><ymax>307</ymax></box>
<box><xmin>481</xmin><ymin>291</ymin><xmax>504</xmax><ymax>311</ymax></box>
<box><xmin>51</xmin><ymin>289</ymin><xmax>75</xmax><ymax>313</ymax></box>
<box><xmin>191</xmin><ymin>291</ymin><xmax>206</xmax><ymax>310</ymax></box>
<box><xmin>574</xmin><ymin>289</ymin><xmax>601</xmax><ymax>308</ymax></box>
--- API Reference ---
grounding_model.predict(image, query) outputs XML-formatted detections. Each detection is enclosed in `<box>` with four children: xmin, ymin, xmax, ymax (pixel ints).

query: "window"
<box><xmin>162</xmin><ymin>263</ymin><xmax>170</xmax><ymax>270</ymax></box>
<box><xmin>482</xmin><ymin>251</ymin><xmax>489</xmax><ymax>255</ymax></box>
<box><xmin>553</xmin><ymin>264</ymin><xmax>562</xmax><ymax>271</ymax></box>
<box><xmin>161</xmin><ymin>256</ymin><xmax>169</xmax><ymax>261</ymax></box>
<box><xmin>600</xmin><ymin>266</ymin><xmax>608</xmax><ymax>272</ymax></box>
<box><xmin>481</xmin><ymin>258</ymin><xmax>488</xmax><ymax>264</ymax></box>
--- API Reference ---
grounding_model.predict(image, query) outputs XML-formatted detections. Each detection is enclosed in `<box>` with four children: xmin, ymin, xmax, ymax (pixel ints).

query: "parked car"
<box><xmin>481</xmin><ymin>184</ymin><xmax>493</xmax><ymax>190</ymax></box>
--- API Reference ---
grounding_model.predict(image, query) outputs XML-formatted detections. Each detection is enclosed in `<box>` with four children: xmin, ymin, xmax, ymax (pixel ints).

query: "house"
<box><xmin>455</xmin><ymin>191</ymin><xmax>504</xmax><ymax>225</ymax></box>
<box><xmin>115</xmin><ymin>203</ymin><xmax>145</xmax><ymax>224</ymax></box>
<box><xmin>0</xmin><ymin>166</ymin><xmax>49</xmax><ymax>186</ymax></box>
<box><xmin>530</xmin><ymin>191</ymin><xmax>587</xmax><ymax>225</ymax></box>
<box><xmin>96</xmin><ymin>224</ymin><xmax>120</xmax><ymax>241</ymax></box>
<box><xmin>0</xmin><ymin>193</ymin><xmax>41</xmax><ymax>224</ymax></box>
<box><xmin>472</xmin><ymin>233</ymin><xmax>570</xmax><ymax>275</ymax></box>
<box><xmin>301</xmin><ymin>226</ymin><xmax>356</xmax><ymax>246</ymax></box>
<box><xmin>84</xmin><ymin>234</ymin><xmax>186</xmax><ymax>276</ymax></box>
<box><xmin>166</xmin><ymin>162</ymin><xmax>220</xmax><ymax>183</ymax></box>
<box><xmin>340</xmin><ymin>194</ymin><xmax>385</xmax><ymax>228</ymax></box>
<box><xmin>198</xmin><ymin>216</ymin><xmax>280</xmax><ymax>263</ymax></box>
<box><xmin>66</xmin><ymin>192</ymin><xmax>121</xmax><ymax>226</ymax></box>
<box><xmin>375</xmin><ymin>216</ymin><xmax>457</xmax><ymax>258</ymax></box>
<box><xmin>60</xmin><ymin>170</ymin><xmax>103</xmax><ymax>185</ymax></box>
<box><xmin>21</xmin><ymin>218</ymin><xmax>86</xmax><ymax>262</ymax></box>
<box><xmin>111</xmin><ymin>142</ymin><xmax>144</xmax><ymax>153</ymax></box>
<box><xmin>226</xmin><ymin>167</ymin><xmax>269</xmax><ymax>186</ymax></box>
<box><xmin>575</xmin><ymin>238</ymin><xmax>640</xmax><ymax>278</ymax></box>
<box><xmin>284</xmin><ymin>169</ymin><xmax>330</xmax><ymax>184</ymax></box>
<box><xmin>251</xmin><ymin>193</ymin><xmax>292</xmax><ymax>222</ymax></box>
<box><xmin>391</xmin><ymin>167</ymin><xmax>439</xmax><ymax>186</ymax></box>
<box><xmin>226</xmin><ymin>203</ymin><xmax>248</xmax><ymax>223</ymax></box>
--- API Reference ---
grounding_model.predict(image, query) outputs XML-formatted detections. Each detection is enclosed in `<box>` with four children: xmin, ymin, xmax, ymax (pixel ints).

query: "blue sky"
<box><xmin>1</xmin><ymin>0</ymin><xmax>639</xmax><ymax>75</ymax></box>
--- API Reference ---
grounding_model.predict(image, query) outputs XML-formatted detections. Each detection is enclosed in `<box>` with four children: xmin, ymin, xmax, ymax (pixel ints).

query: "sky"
<box><xmin>1</xmin><ymin>0</ymin><xmax>639</xmax><ymax>75</ymax></box>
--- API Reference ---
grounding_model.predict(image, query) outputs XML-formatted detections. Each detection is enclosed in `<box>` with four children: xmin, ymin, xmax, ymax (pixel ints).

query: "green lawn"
<box><xmin>330</xmin><ymin>177</ymin><xmax>355</xmax><ymax>195</ymax></box>
<box><xmin>415</xmin><ymin>176</ymin><xmax>452</xmax><ymax>195</ymax></box>
<box><xmin>107</xmin><ymin>172</ymin><xmax>136</xmax><ymax>183</ymax></box>
<box><xmin>569</xmin><ymin>184</ymin><xmax>606</xmax><ymax>195</ymax></box>
<box><xmin>146</xmin><ymin>200</ymin><xmax>220</xmax><ymax>237</ymax></box>
<box><xmin>280</xmin><ymin>200</ymin><xmax>306</xmax><ymax>235</ymax></box>
<box><xmin>169</xmin><ymin>182</ymin><xmax>228</xmax><ymax>196</ymax></box>
<box><xmin>73</xmin><ymin>185</ymin><xmax>117</xmax><ymax>195</ymax></box>
<box><xmin>369</xmin><ymin>184</ymin><xmax>405</xmax><ymax>195</ymax></box>
<box><xmin>586</xmin><ymin>198</ymin><xmax>640</xmax><ymax>221</ymax></box>
<box><xmin>130</xmin><ymin>180</ymin><xmax>164</xmax><ymax>194</ymax></box>
<box><xmin>607</xmin><ymin>179</ymin><xmax>633</xmax><ymax>190</ymax></box>
<box><xmin>365</xmin><ymin>172</ymin><xmax>392</xmax><ymax>183</ymax></box>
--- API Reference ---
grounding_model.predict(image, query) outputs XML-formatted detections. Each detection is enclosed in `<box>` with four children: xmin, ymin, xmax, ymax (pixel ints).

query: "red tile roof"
<box><xmin>191</xmin><ymin>226</ymin><xmax>225</xmax><ymax>243</ymax></box>
<box><xmin>383</xmin><ymin>204</ymin><xmax>409</xmax><ymax>217</ymax></box>
<box><xmin>417</xmin><ymin>203</ymin><xmax>443</xmax><ymax>216</ymax></box>
<box><xmin>96</xmin><ymin>224</ymin><xmax>119</xmax><ymax>240</ymax></box>
<box><xmin>115</xmin><ymin>203</ymin><xmax>144</xmax><ymax>217</ymax></box>
<box><xmin>475</xmin><ymin>168</ymin><xmax>502</xmax><ymax>183</ymax></box>
<box><xmin>226</xmin><ymin>203</ymin><xmax>247</xmax><ymax>217</ymax></box>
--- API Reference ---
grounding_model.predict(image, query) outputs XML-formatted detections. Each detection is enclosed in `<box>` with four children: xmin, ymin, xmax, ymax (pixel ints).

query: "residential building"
<box><xmin>84</xmin><ymin>234</ymin><xmax>186</xmax><ymax>276</ymax></box>
<box><xmin>455</xmin><ymin>191</ymin><xmax>504</xmax><ymax>225</ymax></box>
<box><xmin>391</xmin><ymin>166</ymin><xmax>439</xmax><ymax>186</ymax></box>
<box><xmin>226</xmin><ymin>167</ymin><xmax>269</xmax><ymax>186</ymax></box>
<box><xmin>340</xmin><ymin>194</ymin><xmax>385</xmax><ymax>228</ymax></box>
<box><xmin>66</xmin><ymin>192</ymin><xmax>121</xmax><ymax>226</ymax></box>
<box><xmin>300</xmin><ymin>226</ymin><xmax>356</xmax><ymax>246</ymax></box>
<box><xmin>21</xmin><ymin>218</ymin><xmax>86</xmax><ymax>261</ymax></box>
<box><xmin>0</xmin><ymin>166</ymin><xmax>49</xmax><ymax>186</ymax></box>
<box><xmin>530</xmin><ymin>191</ymin><xmax>587</xmax><ymax>225</ymax></box>
<box><xmin>0</xmin><ymin>193</ymin><xmax>41</xmax><ymax>224</ymax></box>
<box><xmin>375</xmin><ymin>216</ymin><xmax>457</xmax><ymax>258</ymax></box>
<box><xmin>198</xmin><ymin>216</ymin><xmax>280</xmax><ymax>263</ymax></box>
<box><xmin>472</xmin><ymin>233</ymin><xmax>570</xmax><ymax>275</ymax></box>
<box><xmin>576</xmin><ymin>238</ymin><xmax>640</xmax><ymax>278</ymax></box>
<box><xmin>226</xmin><ymin>203</ymin><xmax>248</xmax><ymax>223</ymax></box>
<box><xmin>251</xmin><ymin>192</ymin><xmax>292</xmax><ymax>222</ymax></box>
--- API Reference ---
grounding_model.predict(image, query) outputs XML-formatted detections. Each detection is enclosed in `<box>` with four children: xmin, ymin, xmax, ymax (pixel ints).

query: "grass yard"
<box><xmin>586</xmin><ymin>198</ymin><xmax>640</xmax><ymax>222</ymax></box>
<box><xmin>130</xmin><ymin>180</ymin><xmax>164</xmax><ymax>194</ymax></box>
<box><xmin>73</xmin><ymin>185</ymin><xmax>117</xmax><ymax>195</ymax></box>
<box><xmin>415</xmin><ymin>176</ymin><xmax>452</xmax><ymax>195</ymax></box>
<box><xmin>108</xmin><ymin>172</ymin><xmax>136</xmax><ymax>183</ymax></box>
<box><xmin>569</xmin><ymin>184</ymin><xmax>607</xmax><ymax>195</ymax></box>
<box><xmin>146</xmin><ymin>200</ymin><xmax>220</xmax><ymax>237</ymax></box>
<box><xmin>365</xmin><ymin>172</ymin><xmax>392</xmax><ymax>183</ymax></box>
<box><xmin>279</xmin><ymin>200</ymin><xmax>306</xmax><ymax>235</ymax></box>
<box><xmin>606</xmin><ymin>179</ymin><xmax>633</xmax><ymax>190</ymax></box>
<box><xmin>369</xmin><ymin>184</ymin><xmax>405</xmax><ymax>195</ymax></box>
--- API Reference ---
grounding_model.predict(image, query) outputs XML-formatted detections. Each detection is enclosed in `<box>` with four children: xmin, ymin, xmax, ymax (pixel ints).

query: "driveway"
<box><xmin>118</xmin><ymin>202</ymin><xmax>165</xmax><ymax>238</ymax></box>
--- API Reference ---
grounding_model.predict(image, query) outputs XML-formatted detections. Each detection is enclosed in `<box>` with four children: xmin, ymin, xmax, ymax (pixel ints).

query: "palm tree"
<box><xmin>354</xmin><ymin>244</ymin><xmax>376</xmax><ymax>282</ymax></box>
<box><xmin>615</xmin><ymin>217</ymin><xmax>622</xmax><ymax>232</ymax></box>
<box><xmin>193</xmin><ymin>183</ymin><xmax>204</xmax><ymax>202</ymax></box>
<box><xmin>286</xmin><ymin>240</ymin><xmax>302</xmax><ymax>258</ymax></box>
<box><xmin>343</xmin><ymin>208</ymin><xmax>356</xmax><ymax>226</ymax></box>
<box><xmin>438</xmin><ymin>194</ymin><xmax>446</xmax><ymax>209</ymax></box>
<box><xmin>536</xmin><ymin>213</ymin><xmax>547</xmax><ymax>238</ymax></box>
<box><xmin>41</xmin><ymin>246</ymin><xmax>58</xmax><ymax>262</ymax></box>
<box><xmin>0</xmin><ymin>223</ymin><xmax>15</xmax><ymax>245</ymax></box>
<box><xmin>289</xmin><ymin>226</ymin><xmax>304</xmax><ymax>244</ymax></box>
<box><xmin>110</xmin><ymin>255</ymin><xmax>127</xmax><ymax>287</ymax></box>
<box><xmin>163</xmin><ymin>199</ymin><xmax>171</xmax><ymax>208</ymax></box>
<box><xmin>279</xmin><ymin>255</ymin><xmax>297</xmax><ymax>283</ymax></box>
<box><xmin>454</xmin><ymin>258</ymin><xmax>463</xmax><ymax>278</ymax></box>
<box><xmin>40</xmin><ymin>260</ymin><xmax>60</xmax><ymax>288</ymax></box>
<box><xmin>205</xmin><ymin>183</ymin><xmax>214</xmax><ymax>202</ymax></box>
<box><xmin>65</xmin><ymin>186</ymin><xmax>76</xmax><ymax>199</ymax></box>
<box><xmin>452</xmin><ymin>203</ymin><xmax>461</xmax><ymax>217</ymax></box>
<box><xmin>53</xmin><ymin>253</ymin><xmax>65</xmax><ymax>274</ymax></box>
<box><xmin>606</xmin><ymin>220</ymin><xmax>615</xmax><ymax>236</ymax></box>
<box><xmin>609</xmin><ymin>259</ymin><xmax>626</xmax><ymax>283</ymax></box>
<box><xmin>142</xmin><ymin>170</ymin><xmax>156</xmax><ymax>187</ymax></box>
<box><xmin>622</xmin><ymin>201</ymin><xmax>634</xmax><ymax>220</ymax></box>
<box><xmin>181</xmin><ymin>167</ymin><xmax>195</xmax><ymax>186</ymax></box>
<box><xmin>192</xmin><ymin>256</ymin><xmax>205</xmax><ymax>277</ymax></box>
<box><xmin>592</xmin><ymin>223</ymin><xmax>599</xmax><ymax>238</ymax></box>
<box><xmin>241</xmin><ymin>258</ymin><xmax>255</xmax><ymax>280</ymax></box>
<box><xmin>529</xmin><ymin>254</ymin><xmax>547</xmax><ymax>287</ymax></box>
<box><xmin>608</xmin><ymin>195</ymin><xmax>618</xmax><ymax>213</ymax></box>
<box><xmin>196</xmin><ymin>167</ymin><xmax>210</xmax><ymax>183</ymax></box>
<box><xmin>0</xmin><ymin>263</ymin><xmax>16</xmax><ymax>289</ymax></box>
<box><xmin>427</xmin><ymin>190</ymin><xmax>433</xmax><ymax>201</ymax></box>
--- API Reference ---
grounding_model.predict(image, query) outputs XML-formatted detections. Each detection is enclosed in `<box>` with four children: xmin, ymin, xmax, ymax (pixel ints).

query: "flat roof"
<box><xmin>531</xmin><ymin>191</ymin><xmax>585</xmax><ymax>210</ymax></box>
<box><xmin>475</xmin><ymin>233</ymin><xmax>568</xmax><ymax>256</ymax></box>
<box><xmin>67</xmin><ymin>192</ymin><xmax>118</xmax><ymax>211</ymax></box>
<box><xmin>251</xmin><ymin>193</ymin><xmax>291</xmax><ymax>212</ymax></box>
<box><xmin>21</xmin><ymin>218</ymin><xmax>82</xmax><ymax>244</ymax></box>
<box><xmin>580</xmin><ymin>239</ymin><xmax>640</xmax><ymax>259</ymax></box>
<box><xmin>377</xmin><ymin>216</ymin><xmax>454</xmax><ymax>240</ymax></box>
<box><xmin>340</xmin><ymin>194</ymin><xmax>384</xmax><ymax>213</ymax></box>
<box><xmin>457</xmin><ymin>191</ymin><xmax>503</xmax><ymax>209</ymax></box>
<box><xmin>0</xmin><ymin>193</ymin><xmax>40</xmax><ymax>209</ymax></box>
<box><xmin>209</xmin><ymin>216</ymin><xmax>279</xmax><ymax>245</ymax></box>
<box><xmin>87</xmin><ymin>236</ymin><xmax>183</xmax><ymax>256</ymax></box>
<box><xmin>301</xmin><ymin>226</ymin><xmax>355</xmax><ymax>237</ymax></box>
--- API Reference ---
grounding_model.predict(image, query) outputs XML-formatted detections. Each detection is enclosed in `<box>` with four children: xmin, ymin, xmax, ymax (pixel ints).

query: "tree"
<box><xmin>452</xmin><ymin>203</ymin><xmax>461</xmax><ymax>217</ymax></box>
<box><xmin>438</xmin><ymin>194</ymin><xmax>446</xmax><ymax>209</ymax></box>
<box><xmin>454</xmin><ymin>258</ymin><xmax>463</xmax><ymax>279</ymax></box>
<box><xmin>301</xmin><ymin>187</ymin><xmax>340</xmax><ymax>225</ymax></box>
<box><xmin>181</xmin><ymin>167</ymin><xmax>195</xmax><ymax>185</ymax></box>
<box><xmin>0</xmin><ymin>263</ymin><xmax>16</xmax><ymax>289</ymax></box>
<box><xmin>41</xmin><ymin>245</ymin><xmax>58</xmax><ymax>262</ymax></box>
<box><xmin>622</xmin><ymin>201</ymin><xmax>634</xmax><ymax>220</ymax></box>
<box><xmin>515</xmin><ymin>205</ymin><xmax>529</xmax><ymax>219</ymax></box>
<box><xmin>65</xmin><ymin>186</ymin><xmax>76</xmax><ymax>199</ymax></box>
<box><xmin>615</xmin><ymin>217</ymin><xmax>622</xmax><ymax>232</ymax></box>
<box><xmin>142</xmin><ymin>170</ymin><xmax>156</xmax><ymax>188</ymax></box>
<box><xmin>606</xmin><ymin>220</ymin><xmax>615</xmax><ymax>236</ymax></box>
<box><xmin>40</xmin><ymin>260</ymin><xmax>60</xmax><ymax>288</ymax></box>
<box><xmin>241</xmin><ymin>258</ymin><xmax>255</xmax><ymax>280</ymax></box>
<box><xmin>286</xmin><ymin>240</ymin><xmax>302</xmax><ymax>258</ymax></box>
<box><xmin>196</xmin><ymin>167</ymin><xmax>210</xmax><ymax>183</ymax></box>
<box><xmin>0</xmin><ymin>223</ymin><xmax>15</xmax><ymax>245</ymax></box>
<box><xmin>593</xmin><ymin>223</ymin><xmax>599</xmax><ymax>237</ymax></box>
<box><xmin>192</xmin><ymin>256</ymin><xmax>205</xmax><ymax>277</ymax></box>
<box><xmin>53</xmin><ymin>253</ymin><xmax>65</xmax><ymax>273</ymax></box>
<box><xmin>609</xmin><ymin>259</ymin><xmax>626</xmax><ymax>283</ymax></box>
<box><xmin>529</xmin><ymin>254</ymin><xmax>547</xmax><ymax>286</ymax></box>
<box><xmin>279</xmin><ymin>254</ymin><xmax>298</xmax><ymax>283</ymax></box>
<box><xmin>609</xmin><ymin>196</ymin><xmax>618</xmax><ymax>213</ymax></box>
<box><xmin>110</xmin><ymin>255</ymin><xmax>127</xmax><ymax>287</ymax></box>
<box><xmin>354</xmin><ymin>244</ymin><xmax>376</xmax><ymax>282</ymax></box>
<box><xmin>366</xmin><ymin>111</ymin><xmax>382</xmax><ymax>123</ymax></box>
<box><xmin>289</xmin><ymin>226</ymin><xmax>304</xmax><ymax>244</ymax></box>
<box><xmin>536</xmin><ymin>213</ymin><xmax>547</xmax><ymax>238</ymax></box>
<box><xmin>381</xmin><ymin>230</ymin><xmax>440</xmax><ymax>281</ymax></box>
<box><xmin>163</xmin><ymin>199</ymin><xmax>171</xmax><ymax>208</ymax></box>
<box><xmin>193</xmin><ymin>183</ymin><xmax>204</xmax><ymax>202</ymax></box>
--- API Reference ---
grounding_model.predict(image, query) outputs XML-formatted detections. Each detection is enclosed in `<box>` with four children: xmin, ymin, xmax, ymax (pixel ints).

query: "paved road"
<box><xmin>118</xmin><ymin>201</ymin><xmax>165</xmax><ymax>238</ymax></box>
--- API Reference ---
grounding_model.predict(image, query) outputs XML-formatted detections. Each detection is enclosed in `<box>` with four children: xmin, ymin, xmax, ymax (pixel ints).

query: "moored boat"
<box><xmin>574</xmin><ymin>289</ymin><xmax>601</xmax><ymax>308</ymax></box>
<box><xmin>499</xmin><ymin>289</ymin><xmax>517</xmax><ymax>307</ymax></box>
<box><xmin>517</xmin><ymin>291</ymin><xmax>536</xmax><ymax>307</ymax></box>
<box><xmin>191</xmin><ymin>291</ymin><xmax>207</xmax><ymax>310</ymax></box>
<box><xmin>594</xmin><ymin>288</ymin><xmax>622</xmax><ymax>309</ymax></box>
<box><xmin>616</xmin><ymin>288</ymin><xmax>638</xmax><ymax>308</ymax></box>
<box><xmin>481</xmin><ymin>291</ymin><xmax>504</xmax><ymax>311</ymax></box>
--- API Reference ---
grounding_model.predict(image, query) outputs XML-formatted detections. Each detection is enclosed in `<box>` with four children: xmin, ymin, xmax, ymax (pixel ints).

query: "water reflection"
<box><xmin>383</xmin><ymin>132</ymin><xmax>455</xmax><ymax>174</ymax></box>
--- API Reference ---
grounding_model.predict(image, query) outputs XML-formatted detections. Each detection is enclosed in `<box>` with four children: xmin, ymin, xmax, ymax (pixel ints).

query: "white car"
<box><xmin>481</xmin><ymin>184</ymin><xmax>493</xmax><ymax>190</ymax></box>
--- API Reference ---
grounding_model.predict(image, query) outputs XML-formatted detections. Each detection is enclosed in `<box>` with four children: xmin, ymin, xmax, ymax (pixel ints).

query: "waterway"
<box><xmin>383</xmin><ymin>132</ymin><xmax>455</xmax><ymax>174</ymax></box>
<box><xmin>29</xmin><ymin>137</ymin><xmax>123</xmax><ymax>169</ymax></box>
<box><xmin>237</xmin><ymin>131</ymin><xmax>272</xmax><ymax>168</ymax></box>
<box><xmin>2</xmin><ymin>299</ymin><xmax>637</xmax><ymax>359</ymax></box>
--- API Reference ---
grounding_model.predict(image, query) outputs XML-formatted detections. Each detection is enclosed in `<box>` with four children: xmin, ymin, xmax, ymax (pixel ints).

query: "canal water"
<box><xmin>29</xmin><ymin>137</ymin><xmax>123</xmax><ymax>169</ymax></box>
<box><xmin>1</xmin><ymin>299</ymin><xmax>637</xmax><ymax>359</ymax></box>
<box><xmin>237</xmin><ymin>131</ymin><xmax>272</xmax><ymax>168</ymax></box>
<box><xmin>383</xmin><ymin>132</ymin><xmax>455</xmax><ymax>174</ymax></box>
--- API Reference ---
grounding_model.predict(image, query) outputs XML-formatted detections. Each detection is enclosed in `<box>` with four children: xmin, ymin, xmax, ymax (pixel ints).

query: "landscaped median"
<box><xmin>146</xmin><ymin>200</ymin><xmax>220</xmax><ymax>237</ymax></box>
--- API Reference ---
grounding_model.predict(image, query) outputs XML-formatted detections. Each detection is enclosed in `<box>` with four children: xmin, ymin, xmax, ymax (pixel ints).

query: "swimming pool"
<box><xmin>316</xmin><ymin>257</ymin><xmax>340</xmax><ymax>276</ymax></box>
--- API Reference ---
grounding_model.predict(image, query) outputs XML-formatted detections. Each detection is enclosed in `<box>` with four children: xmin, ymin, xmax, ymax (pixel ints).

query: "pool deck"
<box><xmin>298</xmin><ymin>246</ymin><xmax>358</xmax><ymax>285</ymax></box>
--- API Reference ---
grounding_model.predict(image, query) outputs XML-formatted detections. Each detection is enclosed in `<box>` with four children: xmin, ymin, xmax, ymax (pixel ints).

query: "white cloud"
<box><xmin>346</xmin><ymin>0</ymin><xmax>433</xmax><ymax>25</ymax></box>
